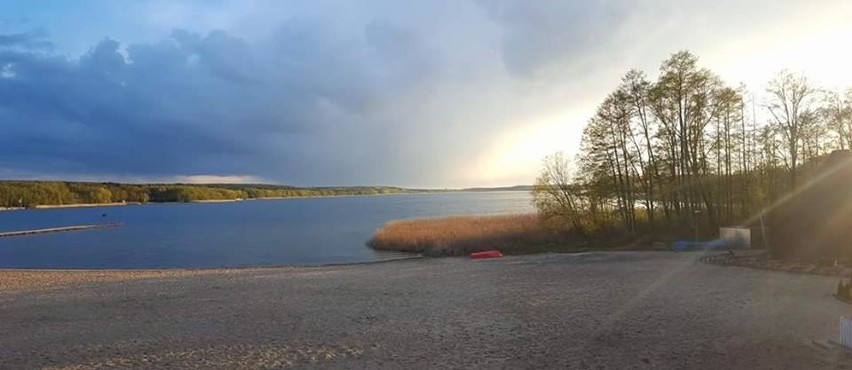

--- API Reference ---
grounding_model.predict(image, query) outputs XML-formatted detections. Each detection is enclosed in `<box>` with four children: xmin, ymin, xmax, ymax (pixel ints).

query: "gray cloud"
<box><xmin>0</xmin><ymin>17</ymin><xmax>447</xmax><ymax>185</ymax></box>
<box><xmin>478</xmin><ymin>0</ymin><xmax>633</xmax><ymax>76</ymax></box>
<box><xmin>0</xmin><ymin>28</ymin><xmax>52</xmax><ymax>50</ymax></box>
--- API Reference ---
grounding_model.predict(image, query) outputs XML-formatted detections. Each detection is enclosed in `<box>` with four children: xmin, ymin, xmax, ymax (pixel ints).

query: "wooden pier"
<box><xmin>0</xmin><ymin>223</ymin><xmax>123</xmax><ymax>238</ymax></box>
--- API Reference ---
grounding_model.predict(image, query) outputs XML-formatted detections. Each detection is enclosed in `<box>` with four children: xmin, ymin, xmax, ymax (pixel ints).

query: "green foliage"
<box><xmin>0</xmin><ymin>181</ymin><xmax>412</xmax><ymax>208</ymax></box>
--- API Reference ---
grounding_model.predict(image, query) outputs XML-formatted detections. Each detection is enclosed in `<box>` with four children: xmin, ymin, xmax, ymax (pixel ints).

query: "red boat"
<box><xmin>469</xmin><ymin>250</ymin><xmax>503</xmax><ymax>259</ymax></box>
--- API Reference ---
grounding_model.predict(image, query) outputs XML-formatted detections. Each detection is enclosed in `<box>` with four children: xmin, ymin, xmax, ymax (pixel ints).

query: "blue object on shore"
<box><xmin>672</xmin><ymin>239</ymin><xmax>733</xmax><ymax>252</ymax></box>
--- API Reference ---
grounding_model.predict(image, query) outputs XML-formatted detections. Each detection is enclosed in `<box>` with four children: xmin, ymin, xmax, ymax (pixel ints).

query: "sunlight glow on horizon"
<box><xmin>472</xmin><ymin>14</ymin><xmax>852</xmax><ymax>187</ymax></box>
<box><xmin>463</xmin><ymin>111</ymin><xmax>590</xmax><ymax>186</ymax></box>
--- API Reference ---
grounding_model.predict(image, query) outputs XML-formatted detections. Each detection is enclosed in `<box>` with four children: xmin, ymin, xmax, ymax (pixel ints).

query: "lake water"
<box><xmin>0</xmin><ymin>191</ymin><xmax>533</xmax><ymax>268</ymax></box>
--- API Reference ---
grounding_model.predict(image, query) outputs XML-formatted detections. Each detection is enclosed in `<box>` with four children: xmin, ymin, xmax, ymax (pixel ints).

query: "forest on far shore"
<box><xmin>0</xmin><ymin>181</ymin><xmax>414</xmax><ymax>208</ymax></box>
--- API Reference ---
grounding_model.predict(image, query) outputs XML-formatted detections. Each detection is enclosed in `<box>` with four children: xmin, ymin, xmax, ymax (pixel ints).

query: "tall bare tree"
<box><xmin>766</xmin><ymin>71</ymin><xmax>817</xmax><ymax>189</ymax></box>
<box><xmin>648</xmin><ymin>51</ymin><xmax>722</xmax><ymax>226</ymax></box>
<box><xmin>620</xmin><ymin>70</ymin><xmax>659</xmax><ymax>229</ymax></box>
<box><xmin>822</xmin><ymin>89</ymin><xmax>852</xmax><ymax>150</ymax></box>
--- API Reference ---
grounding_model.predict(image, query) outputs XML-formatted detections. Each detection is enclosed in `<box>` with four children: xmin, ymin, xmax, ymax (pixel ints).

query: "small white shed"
<box><xmin>719</xmin><ymin>227</ymin><xmax>751</xmax><ymax>249</ymax></box>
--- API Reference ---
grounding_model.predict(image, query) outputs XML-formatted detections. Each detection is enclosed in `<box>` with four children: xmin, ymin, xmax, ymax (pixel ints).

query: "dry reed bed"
<box><xmin>367</xmin><ymin>213</ymin><xmax>572</xmax><ymax>256</ymax></box>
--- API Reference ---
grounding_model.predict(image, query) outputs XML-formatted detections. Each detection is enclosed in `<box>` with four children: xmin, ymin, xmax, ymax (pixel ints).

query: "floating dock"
<box><xmin>0</xmin><ymin>223</ymin><xmax>123</xmax><ymax>238</ymax></box>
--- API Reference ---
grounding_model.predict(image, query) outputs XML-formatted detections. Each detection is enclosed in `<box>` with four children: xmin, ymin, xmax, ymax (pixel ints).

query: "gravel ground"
<box><xmin>0</xmin><ymin>252</ymin><xmax>850</xmax><ymax>369</ymax></box>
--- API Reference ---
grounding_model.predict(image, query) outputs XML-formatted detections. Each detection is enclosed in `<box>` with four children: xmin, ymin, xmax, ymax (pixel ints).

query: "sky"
<box><xmin>1</xmin><ymin>0</ymin><xmax>851</xmax><ymax>188</ymax></box>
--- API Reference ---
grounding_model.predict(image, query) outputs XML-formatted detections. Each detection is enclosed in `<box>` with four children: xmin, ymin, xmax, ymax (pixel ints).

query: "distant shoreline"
<box><xmin>0</xmin><ymin>189</ymin><xmax>531</xmax><ymax>212</ymax></box>
<box><xmin>0</xmin><ymin>180</ymin><xmax>533</xmax><ymax>212</ymax></box>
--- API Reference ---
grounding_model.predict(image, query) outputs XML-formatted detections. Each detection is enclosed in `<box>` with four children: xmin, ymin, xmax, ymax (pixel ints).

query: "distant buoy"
<box><xmin>470</xmin><ymin>250</ymin><xmax>503</xmax><ymax>259</ymax></box>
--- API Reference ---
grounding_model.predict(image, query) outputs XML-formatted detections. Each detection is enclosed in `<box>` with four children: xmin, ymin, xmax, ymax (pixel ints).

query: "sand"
<box><xmin>0</xmin><ymin>252</ymin><xmax>849</xmax><ymax>369</ymax></box>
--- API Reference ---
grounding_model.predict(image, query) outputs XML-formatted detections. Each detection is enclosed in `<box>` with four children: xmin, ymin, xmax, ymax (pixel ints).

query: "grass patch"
<box><xmin>367</xmin><ymin>213</ymin><xmax>657</xmax><ymax>256</ymax></box>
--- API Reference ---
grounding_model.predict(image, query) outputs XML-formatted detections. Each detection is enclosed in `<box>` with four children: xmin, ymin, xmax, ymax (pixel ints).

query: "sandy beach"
<box><xmin>1</xmin><ymin>252</ymin><xmax>849</xmax><ymax>369</ymax></box>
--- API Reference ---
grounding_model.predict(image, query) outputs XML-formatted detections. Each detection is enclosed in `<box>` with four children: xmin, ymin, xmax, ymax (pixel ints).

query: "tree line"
<box><xmin>0</xmin><ymin>181</ymin><xmax>412</xmax><ymax>208</ymax></box>
<box><xmin>534</xmin><ymin>51</ymin><xmax>851</xmax><ymax>238</ymax></box>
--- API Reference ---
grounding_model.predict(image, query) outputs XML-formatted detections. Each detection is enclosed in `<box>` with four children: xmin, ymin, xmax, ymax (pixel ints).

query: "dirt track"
<box><xmin>1</xmin><ymin>252</ymin><xmax>849</xmax><ymax>369</ymax></box>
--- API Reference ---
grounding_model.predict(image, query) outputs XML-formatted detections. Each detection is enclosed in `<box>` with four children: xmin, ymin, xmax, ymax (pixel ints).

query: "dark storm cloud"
<box><xmin>0</xmin><ymin>20</ymin><xmax>438</xmax><ymax>183</ymax></box>
<box><xmin>1</xmin><ymin>33</ymin><xmax>256</xmax><ymax>176</ymax></box>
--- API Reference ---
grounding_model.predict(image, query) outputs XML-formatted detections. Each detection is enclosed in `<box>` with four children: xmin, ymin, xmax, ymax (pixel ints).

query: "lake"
<box><xmin>0</xmin><ymin>191</ymin><xmax>533</xmax><ymax>268</ymax></box>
